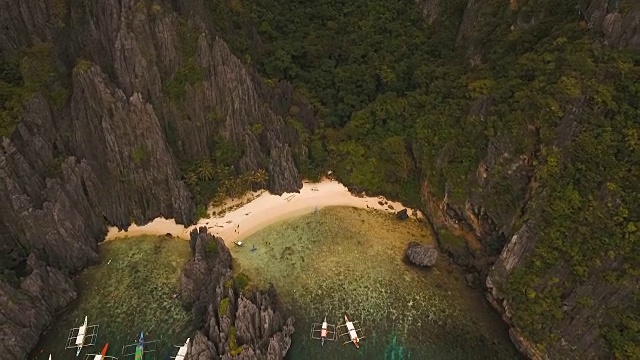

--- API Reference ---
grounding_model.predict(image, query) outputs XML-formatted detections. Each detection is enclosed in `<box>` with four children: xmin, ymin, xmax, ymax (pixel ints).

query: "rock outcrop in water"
<box><xmin>405</xmin><ymin>241</ymin><xmax>438</xmax><ymax>267</ymax></box>
<box><xmin>180</xmin><ymin>227</ymin><xmax>294</xmax><ymax>359</ymax></box>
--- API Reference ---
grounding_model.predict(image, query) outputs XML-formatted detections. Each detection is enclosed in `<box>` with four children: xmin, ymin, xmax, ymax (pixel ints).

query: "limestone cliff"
<box><xmin>0</xmin><ymin>0</ymin><xmax>315</xmax><ymax>358</ymax></box>
<box><xmin>0</xmin><ymin>254</ymin><xmax>76</xmax><ymax>359</ymax></box>
<box><xmin>179</xmin><ymin>227</ymin><xmax>294</xmax><ymax>359</ymax></box>
<box><xmin>453</xmin><ymin>0</ymin><xmax>640</xmax><ymax>65</ymax></box>
<box><xmin>416</xmin><ymin>1</ymin><xmax>640</xmax><ymax>359</ymax></box>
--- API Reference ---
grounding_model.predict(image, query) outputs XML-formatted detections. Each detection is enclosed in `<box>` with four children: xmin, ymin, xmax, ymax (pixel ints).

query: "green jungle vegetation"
<box><xmin>205</xmin><ymin>0</ymin><xmax>639</xmax><ymax>357</ymax></box>
<box><xmin>0</xmin><ymin>0</ymin><xmax>637</xmax><ymax>357</ymax></box>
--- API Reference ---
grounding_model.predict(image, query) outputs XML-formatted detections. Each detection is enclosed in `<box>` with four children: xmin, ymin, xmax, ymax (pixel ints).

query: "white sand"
<box><xmin>105</xmin><ymin>178</ymin><xmax>422</xmax><ymax>244</ymax></box>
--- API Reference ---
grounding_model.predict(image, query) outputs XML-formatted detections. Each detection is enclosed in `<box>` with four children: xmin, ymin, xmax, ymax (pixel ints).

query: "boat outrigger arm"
<box><xmin>65</xmin><ymin>316</ymin><xmax>99</xmax><ymax>356</ymax></box>
<box><xmin>310</xmin><ymin>315</ymin><xmax>337</xmax><ymax>346</ymax></box>
<box><xmin>337</xmin><ymin>314</ymin><xmax>366</xmax><ymax>349</ymax></box>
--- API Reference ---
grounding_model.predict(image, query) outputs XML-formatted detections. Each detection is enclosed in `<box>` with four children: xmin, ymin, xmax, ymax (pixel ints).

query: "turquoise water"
<box><xmin>29</xmin><ymin>236</ymin><xmax>195</xmax><ymax>360</ymax></box>
<box><xmin>231</xmin><ymin>207</ymin><xmax>522</xmax><ymax>360</ymax></box>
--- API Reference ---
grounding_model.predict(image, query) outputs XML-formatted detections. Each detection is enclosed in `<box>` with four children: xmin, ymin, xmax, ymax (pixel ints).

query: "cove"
<box><xmin>231</xmin><ymin>206</ymin><xmax>523</xmax><ymax>359</ymax></box>
<box><xmin>27</xmin><ymin>187</ymin><xmax>522</xmax><ymax>359</ymax></box>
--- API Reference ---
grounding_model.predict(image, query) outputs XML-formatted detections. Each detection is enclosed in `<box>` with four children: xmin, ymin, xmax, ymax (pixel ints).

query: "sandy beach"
<box><xmin>105</xmin><ymin>178</ymin><xmax>421</xmax><ymax>244</ymax></box>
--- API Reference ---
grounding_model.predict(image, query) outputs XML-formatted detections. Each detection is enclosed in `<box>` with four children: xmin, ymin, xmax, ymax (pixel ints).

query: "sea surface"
<box><xmin>29</xmin><ymin>207</ymin><xmax>522</xmax><ymax>360</ymax></box>
<box><xmin>231</xmin><ymin>206</ymin><xmax>523</xmax><ymax>360</ymax></box>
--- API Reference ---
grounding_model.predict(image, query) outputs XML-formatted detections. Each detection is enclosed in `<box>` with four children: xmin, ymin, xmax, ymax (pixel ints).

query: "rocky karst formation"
<box><xmin>0</xmin><ymin>254</ymin><xmax>76</xmax><ymax>358</ymax></box>
<box><xmin>414</xmin><ymin>1</ymin><xmax>640</xmax><ymax>359</ymax></box>
<box><xmin>451</xmin><ymin>0</ymin><xmax>640</xmax><ymax>64</ymax></box>
<box><xmin>0</xmin><ymin>0</ymin><xmax>315</xmax><ymax>358</ymax></box>
<box><xmin>180</xmin><ymin>227</ymin><xmax>294</xmax><ymax>359</ymax></box>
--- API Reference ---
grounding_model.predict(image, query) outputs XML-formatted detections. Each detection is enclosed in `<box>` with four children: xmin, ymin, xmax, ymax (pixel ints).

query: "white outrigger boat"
<box><xmin>65</xmin><ymin>316</ymin><xmax>99</xmax><ymax>356</ymax></box>
<box><xmin>169</xmin><ymin>338</ymin><xmax>190</xmax><ymax>360</ymax></box>
<box><xmin>310</xmin><ymin>315</ymin><xmax>336</xmax><ymax>346</ymax></box>
<box><xmin>337</xmin><ymin>313</ymin><xmax>365</xmax><ymax>349</ymax></box>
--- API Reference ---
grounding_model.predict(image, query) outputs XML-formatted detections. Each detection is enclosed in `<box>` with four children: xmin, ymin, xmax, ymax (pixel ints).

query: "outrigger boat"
<box><xmin>122</xmin><ymin>331</ymin><xmax>158</xmax><ymax>360</ymax></box>
<box><xmin>310</xmin><ymin>315</ymin><xmax>336</xmax><ymax>346</ymax></box>
<box><xmin>84</xmin><ymin>343</ymin><xmax>118</xmax><ymax>360</ymax></box>
<box><xmin>337</xmin><ymin>313</ymin><xmax>366</xmax><ymax>349</ymax></box>
<box><xmin>65</xmin><ymin>316</ymin><xmax>99</xmax><ymax>356</ymax></box>
<box><xmin>169</xmin><ymin>338</ymin><xmax>190</xmax><ymax>360</ymax></box>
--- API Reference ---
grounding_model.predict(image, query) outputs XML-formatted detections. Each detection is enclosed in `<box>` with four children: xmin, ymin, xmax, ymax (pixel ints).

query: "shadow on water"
<box><xmin>29</xmin><ymin>236</ymin><xmax>195</xmax><ymax>360</ymax></box>
<box><xmin>231</xmin><ymin>206</ymin><xmax>523</xmax><ymax>360</ymax></box>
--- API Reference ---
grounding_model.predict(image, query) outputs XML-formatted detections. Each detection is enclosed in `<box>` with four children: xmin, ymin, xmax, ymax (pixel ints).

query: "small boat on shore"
<box><xmin>233</xmin><ymin>241</ymin><xmax>244</xmax><ymax>247</ymax></box>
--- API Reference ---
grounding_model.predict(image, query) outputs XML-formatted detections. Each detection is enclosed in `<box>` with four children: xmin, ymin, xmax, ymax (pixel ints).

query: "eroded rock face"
<box><xmin>180</xmin><ymin>227</ymin><xmax>295</xmax><ymax>359</ymax></box>
<box><xmin>580</xmin><ymin>0</ymin><xmax>640</xmax><ymax>51</ymax></box>
<box><xmin>406</xmin><ymin>241</ymin><xmax>438</xmax><ymax>267</ymax></box>
<box><xmin>0</xmin><ymin>255</ymin><xmax>76</xmax><ymax>359</ymax></box>
<box><xmin>0</xmin><ymin>1</ymin><xmax>315</xmax><ymax>358</ymax></box>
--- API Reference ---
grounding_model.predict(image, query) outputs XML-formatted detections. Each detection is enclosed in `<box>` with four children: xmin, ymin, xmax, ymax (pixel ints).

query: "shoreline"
<box><xmin>105</xmin><ymin>178</ymin><xmax>422</xmax><ymax>244</ymax></box>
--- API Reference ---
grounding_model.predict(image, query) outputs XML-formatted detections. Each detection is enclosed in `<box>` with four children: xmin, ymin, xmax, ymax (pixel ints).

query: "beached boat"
<box><xmin>233</xmin><ymin>241</ymin><xmax>244</xmax><ymax>247</ymax></box>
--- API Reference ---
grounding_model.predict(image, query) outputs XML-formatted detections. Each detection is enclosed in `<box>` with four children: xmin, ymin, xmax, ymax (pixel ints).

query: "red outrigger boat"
<box><xmin>310</xmin><ymin>314</ymin><xmax>336</xmax><ymax>346</ymax></box>
<box><xmin>83</xmin><ymin>343</ymin><xmax>117</xmax><ymax>360</ymax></box>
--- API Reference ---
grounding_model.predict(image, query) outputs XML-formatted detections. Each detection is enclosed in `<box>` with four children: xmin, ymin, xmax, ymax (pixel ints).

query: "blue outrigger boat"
<box><xmin>122</xmin><ymin>331</ymin><xmax>158</xmax><ymax>360</ymax></box>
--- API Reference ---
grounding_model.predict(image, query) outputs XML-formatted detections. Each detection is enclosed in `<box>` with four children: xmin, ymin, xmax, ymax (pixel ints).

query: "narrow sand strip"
<box><xmin>105</xmin><ymin>178</ymin><xmax>422</xmax><ymax>244</ymax></box>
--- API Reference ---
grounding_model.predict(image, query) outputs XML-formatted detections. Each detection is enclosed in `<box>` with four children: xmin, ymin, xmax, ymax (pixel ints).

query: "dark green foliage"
<box><xmin>163</xmin><ymin>19</ymin><xmax>205</xmax><ymax>102</ymax></box>
<box><xmin>45</xmin><ymin>156</ymin><xmax>66</xmax><ymax>179</ymax></box>
<box><xmin>603</xmin><ymin>294</ymin><xmax>640</xmax><ymax>360</ymax></box>
<box><xmin>0</xmin><ymin>43</ymin><xmax>64</xmax><ymax>138</ymax></box>
<box><xmin>228</xmin><ymin>326</ymin><xmax>243</xmax><ymax>355</ymax></box>
<box><xmin>218</xmin><ymin>297</ymin><xmax>230</xmax><ymax>318</ymax></box>
<box><xmin>206</xmin><ymin>0</ymin><xmax>640</xmax><ymax>355</ymax></box>
<box><xmin>234</xmin><ymin>272</ymin><xmax>250</xmax><ymax>293</ymax></box>
<box><xmin>205</xmin><ymin>236</ymin><xmax>218</xmax><ymax>255</ymax></box>
<box><xmin>132</xmin><ymin>147</ymin><xmax>146</xmax><ymax>166</ymax></box>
